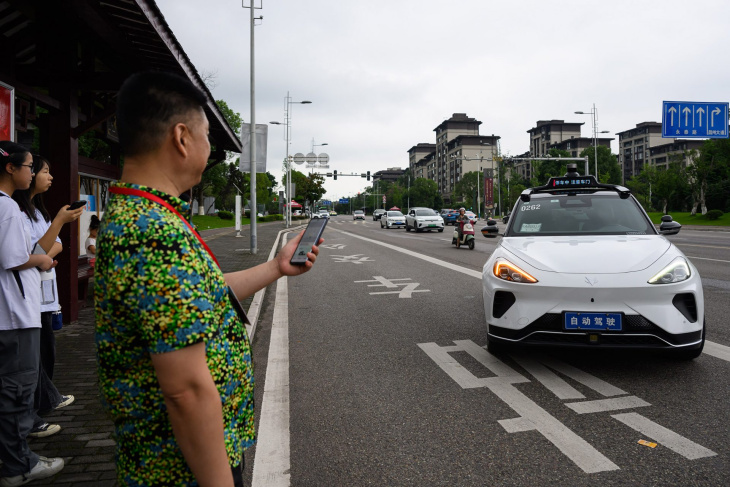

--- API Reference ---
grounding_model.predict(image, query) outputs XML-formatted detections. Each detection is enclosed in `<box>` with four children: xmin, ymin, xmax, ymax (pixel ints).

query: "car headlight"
<box><xmin>493</xmin><ymin>259</ymin><xmax>538</xmax><ymax>283</ymax></box>
<box><xmin>648</xmin><ymin>257</ymin><xmax>691</xmax><ymax>284</ymax></box>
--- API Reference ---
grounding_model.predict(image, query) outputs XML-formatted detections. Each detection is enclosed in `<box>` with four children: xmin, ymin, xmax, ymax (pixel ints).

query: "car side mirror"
<box><xmin>659</xmin><ymin>215</ymin><xmax>681</xmax><ymax>236</ymax></box>
<box><xmin>481</xmin><ymin>223</ymin><xmax>499</xmax><ymax>238</ymax></box>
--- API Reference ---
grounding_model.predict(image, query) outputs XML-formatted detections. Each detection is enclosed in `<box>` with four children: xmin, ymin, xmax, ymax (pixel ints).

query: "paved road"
<box><xmin>249</xmin><ymin>216</ymin><xmax>729</xmax><ymax>486</ymax></box>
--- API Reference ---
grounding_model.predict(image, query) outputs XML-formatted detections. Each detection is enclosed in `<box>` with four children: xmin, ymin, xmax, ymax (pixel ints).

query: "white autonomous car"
<box><xmin>481</xmin><ymin>165</ymin><xmax>704</xmax><ymax>359</ymax></box>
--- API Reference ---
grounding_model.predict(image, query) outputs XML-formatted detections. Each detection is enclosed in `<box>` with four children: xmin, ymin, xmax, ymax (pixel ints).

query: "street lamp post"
<box><xmin>270</xmin><ymin>93</ymin><xmax>311</xmax><ymax>228</ymax></box>
<box><xmin>575</xmin><ymin>104</ymin><xmax>609</xmax><ymax>182</ymax></box>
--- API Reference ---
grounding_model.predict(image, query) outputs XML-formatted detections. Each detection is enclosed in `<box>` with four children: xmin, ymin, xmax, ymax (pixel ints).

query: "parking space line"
<box><xmin>566</xmin><ymin>396</ymin><xmax>651</xmax><ymax>414</ymax></box>
<box><xmin>612</xmin><ymin>412</ymin><xmax>717</xmax><ymax>460</ymax></box>
<box><xmin>703</xmin><ymin>340</ymin><xmax>730</xmax><ymax>362</ymax></box>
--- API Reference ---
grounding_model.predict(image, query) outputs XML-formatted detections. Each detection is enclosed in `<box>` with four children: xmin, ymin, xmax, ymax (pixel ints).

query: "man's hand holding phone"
<box><xmin>277</xmin><ymin>231</ymin><xmax>323</xmax><ymax>276</ymax></box>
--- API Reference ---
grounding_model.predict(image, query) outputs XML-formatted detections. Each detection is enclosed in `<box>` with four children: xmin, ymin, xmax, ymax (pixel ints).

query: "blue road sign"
<box><xmin>662</xmin><ymin>101</ymin><xmax>729</xmax><ymax>138</ymax></box>
<box><xmin>338</xmin><ymin>198</ymin><xmax>349</xmax><ymax>204</ymax></box>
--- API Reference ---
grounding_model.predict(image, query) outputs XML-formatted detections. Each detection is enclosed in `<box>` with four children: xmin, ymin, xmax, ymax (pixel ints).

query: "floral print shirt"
<box><xmin>94</xmin><ymin>183</ymin><xmax>254</xmax><ymax>486</ymax></box>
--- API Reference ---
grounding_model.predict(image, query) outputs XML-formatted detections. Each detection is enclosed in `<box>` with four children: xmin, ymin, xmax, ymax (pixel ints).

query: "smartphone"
<box><xmin>68</xmin><ymin>200</ymin><xmax>87</xmax><ymax>210</ymax></box>
<box><xmin>290</xmin><ymin>217</ymin><xmax>327</xmax><ymax>265</ymax></box>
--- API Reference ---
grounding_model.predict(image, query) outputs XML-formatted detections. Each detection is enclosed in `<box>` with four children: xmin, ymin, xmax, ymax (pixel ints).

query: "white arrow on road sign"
<box><xmin>712</xmin><ymin>107</ymin><xmax>721</xmax><ymax>127</ymax></box>
<box><xmin>683</xmin><ymin>106</ymin><xmax>691</xmax><ymax>126</ymax></box>
<box><xmin>668</xmin><ymin>106</ymin><xmax>677</xmax><ymax>125</ymax></box>
<box><xmin>697</xmin><ymin>107</ymin><xmax>705</xmax><ymax>127</ymax></box>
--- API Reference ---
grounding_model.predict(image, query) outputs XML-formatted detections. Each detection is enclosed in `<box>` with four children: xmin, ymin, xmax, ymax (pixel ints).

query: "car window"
<box><xmin>507</xmin><ymin>194</ymin><xmax>655</xmax><ymax>236</ymax></box>
<box><xmin>415</xmin><ymin>209</ymin><xmax>435</xmax><ymax>216</ymax></box>
<box><xmin>387</xmin><ymin>211</ymin><xmax>403</xmax><ymax>217</ymax></box>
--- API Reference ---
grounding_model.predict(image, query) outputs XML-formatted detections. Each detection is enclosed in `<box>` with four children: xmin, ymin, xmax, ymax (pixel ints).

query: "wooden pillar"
<box><xmin>43</xmin><ymin>89</ymin><xmax>80</xmax><ymax>324</ymax></box>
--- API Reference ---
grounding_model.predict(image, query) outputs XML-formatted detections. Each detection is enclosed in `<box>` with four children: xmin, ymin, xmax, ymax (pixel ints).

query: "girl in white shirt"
<box><xmin>85</xmin><ymin>215</ymin><xmax>100</xmax><ymax>264</ymax></box>
<box><xmin>13</xmin><ymin>154</ymin><xmax>83</xmax><ymax>413</ymax></box>
<box><xmin>0</xmin><ymin>141</ymin><xmax>64</xmax><ymax>484</ymax></box>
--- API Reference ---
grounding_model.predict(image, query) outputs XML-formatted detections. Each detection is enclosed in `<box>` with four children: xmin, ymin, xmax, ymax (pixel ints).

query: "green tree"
<box><xmin>409</xmin><ymin>177</ymin><xmax>439</xmax><ymax>208</ymax></box>
<box><xmin>579</xmin><ymin>145</ymin><xmax>621</xmax><ymax>184</ymax></box>
<box><xmin>454</xmin><ymin>171</ymin><xmax>480</xmax><ymax>210</ymax></box>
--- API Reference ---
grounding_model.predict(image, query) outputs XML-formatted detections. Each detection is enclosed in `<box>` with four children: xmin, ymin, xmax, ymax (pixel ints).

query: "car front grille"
<box><xmin>489</xmin><ymin>312</ymin><xmax>701</xmax><ymax>348</ymax></box>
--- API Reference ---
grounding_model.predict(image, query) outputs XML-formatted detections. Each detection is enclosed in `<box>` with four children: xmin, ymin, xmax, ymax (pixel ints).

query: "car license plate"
<box><xmin>429</xmin><ymin>224</ymin><xmax>437</xmax><ymax>227</ymax></box>
<box><xmin>564</xmin><ymin>312</ymin><xmax>622</xmax><ymax>331</ymax></box>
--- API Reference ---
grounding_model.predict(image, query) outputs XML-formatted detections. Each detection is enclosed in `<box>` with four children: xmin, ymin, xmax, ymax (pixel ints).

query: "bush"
<box><xmin>258</xmin><ymin>214</ymin><xmax>284</xmax><ymax>222</ymax></box>
<box><xmin>705</xmin><ymin>209</ymin><xmax>724</xmax><ymax>221</ymax></box>
<box><xmin>217</xmin><ymin>210</ymin><xmax>233</xmax><ymax>220</ymax></box>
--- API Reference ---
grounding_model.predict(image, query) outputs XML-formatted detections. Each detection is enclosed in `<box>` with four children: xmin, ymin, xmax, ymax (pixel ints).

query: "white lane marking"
<box><xmin>531</xmin><ymin>356</ymin><xmax>627</xmax><ymax>397</ymax></box>
<box><xmin>337</xmin><ymin>229</ymin><xmax>481</xmax><ymax>278</ymax></box>
<box><xmin>703</xmin><ymin>340</ymin><xmax>730</xmax><ymax>362</ymax></box>
<box><xmin>510</xmin><ymin>354</ymin><xmax>586</xmax><ymax>400</ymax></box>
<box><xmin>419</xmin><ymin>340</ymin><xmax>619</xmax><ymax>473</ymax></box>
<box><xmin>320</xmin><ymin>243</ymin><xmax>346</xmax><ymax>249</ymax></box>
<box><xmin>566</xmin><ymin>396</ymin><xmax>651</xmax><ymax>414</ymax></box>
<box><xmin>686</xmin><ymin>255</ymin><xmax>730</xmax><ymax>264</ymax></box>
<box><xmin>246</xmin><ymin>228</ymin><xmax>286</xmax><ymax>340</ymax></box>
<box><xmin>612</xmin><ymin>412</ymin><xmax>717</xmax><ymax>460</ymax></box>
<box><xmin>252</xmin><ymin>235</ymin><xmax>291</xmax><ymax>487</ymax></box>
<box><xmin>354</xmin><ymin>276</ymin><xmax>430</xmax><ymax>298</ymax></box>
<box><xmin>331</xmin><ymin>254</ymin><xmax>374</xmax><ymax>264</ymax></box>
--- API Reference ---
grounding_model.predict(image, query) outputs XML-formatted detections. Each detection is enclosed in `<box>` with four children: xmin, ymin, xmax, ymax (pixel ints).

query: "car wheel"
<box><xmin>406</xmin><ymin>224</ymin><xmax>411</xmax><ymax>232</ymax></box>
<box><xmin>672</xmin><ymin>320</ymin><xmax>705</xmax><ymax>360</ymax></box>
<box><xmin>438</xmin><ymin>228</ymin><xmax>444</xmax><ymax>233</ymax></box>
<box><xmin>468</xmin><ymin>239</ymin><xmax>475</xmax><ymax>250</ymax></box>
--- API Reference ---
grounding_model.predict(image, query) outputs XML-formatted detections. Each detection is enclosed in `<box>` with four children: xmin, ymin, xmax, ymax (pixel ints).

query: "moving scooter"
<box><xmin>452</xmin><ymin>219</ymin><xmax>476</xmax><ymax>250</ymax></box>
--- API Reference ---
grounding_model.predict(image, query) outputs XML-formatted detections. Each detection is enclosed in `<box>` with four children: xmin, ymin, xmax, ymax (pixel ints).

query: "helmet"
<box><xmin>459</xmin><ymin>207</ymin><xmax>465</xmax><ymax>211</ymax></box>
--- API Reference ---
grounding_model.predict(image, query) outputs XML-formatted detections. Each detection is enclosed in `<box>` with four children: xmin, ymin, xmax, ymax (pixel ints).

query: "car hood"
<box><xmin>500</xmin><ymin>235</ymin><xmax>673</xmax><ymax>273</ymax></box>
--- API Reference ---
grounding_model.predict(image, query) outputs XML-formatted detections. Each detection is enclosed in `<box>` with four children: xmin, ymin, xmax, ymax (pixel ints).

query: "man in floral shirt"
<box><xmin>95</xmin><ymin>71</ymin><xmax>321</xmax><ymax>486</ymax></box>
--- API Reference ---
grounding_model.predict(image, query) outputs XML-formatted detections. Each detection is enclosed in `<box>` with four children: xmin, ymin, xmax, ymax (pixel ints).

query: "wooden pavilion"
<box><xmin>0</xmin><ymin>0</ymin><xmax>242</xmax><ymax>323</ymax></box>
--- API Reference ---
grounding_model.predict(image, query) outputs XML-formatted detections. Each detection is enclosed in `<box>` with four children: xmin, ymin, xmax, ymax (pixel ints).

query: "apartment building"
<box><xmin>407</xmin><ymin>143</ymin><xmax>436</xmax><ymax>180</ymax></box>
<box><xmin>616</xmin><ymin>122</ymin><xmax>671</xmax><ymax>182</ymax></box>
<box><xmin>551</xmin><ymin>136</ymin><xmax>613</xmax><ymax>158</ymax></box>
<box><xmin>372</xmin><ymin>167</ymin><xmax>406</xmax><ymax>183</ymax></box>
<box><xmin>648</xmin><ymin>140</ymin><xmax>704</xmax><ymax>169</ymax></box>
<box><xmin>527</xmin><ymin>120</ymin><xmax>584</xmax><ymax>157</ymax></box>
<box><xmin>433</xmin><ymin>113</ymin><xmax>500</xmax><ymax>202</ymax></box>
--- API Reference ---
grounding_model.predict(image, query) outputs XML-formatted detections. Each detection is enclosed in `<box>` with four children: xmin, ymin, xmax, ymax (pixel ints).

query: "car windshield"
<box><xmin>506</xmin><ymin>193</ymin><xmax>656</xmax><ymax>236</ymax></box>
<box><xmin>355</xmin><ymin>211</ymin><xmax>364</xmax><ymax>214</ymax></box>
<box><xmin>416</xmin><ymin>209</ymin><xmax>436</xmax><ymax>216</ymax></box>
<box><xmin>387</xmin><ymin>211</ymin><xmax>403</xmax><ymax>217</ymax></box>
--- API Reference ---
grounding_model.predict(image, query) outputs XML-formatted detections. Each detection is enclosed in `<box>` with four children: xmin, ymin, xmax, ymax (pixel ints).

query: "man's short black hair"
<box><xmin>116</xmin><ymin>71</ymin><xmax>208</xmax><ymax>157</ymax></box>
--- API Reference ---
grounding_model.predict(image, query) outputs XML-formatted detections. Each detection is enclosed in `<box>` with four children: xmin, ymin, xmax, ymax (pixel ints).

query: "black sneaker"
<box><xmin>28</xmin><ymin>423</ymin><xmax>61</xmax><ymax>438</ymax></box>
<box><xmin>54</xmin><ymin>395</ymin><xmax>75</xmax><ymax>409</ymax></box>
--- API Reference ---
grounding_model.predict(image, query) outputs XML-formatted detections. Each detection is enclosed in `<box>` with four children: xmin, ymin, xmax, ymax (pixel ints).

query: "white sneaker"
<box><xmin>0</xmin><ymin>456</ymin><xmax>64</xmax><ymax>486</ymax></box>
<box><xmin>54</xmin><ymin>395</ymin><xmax>75</xmax><ymax>409</ymax></box>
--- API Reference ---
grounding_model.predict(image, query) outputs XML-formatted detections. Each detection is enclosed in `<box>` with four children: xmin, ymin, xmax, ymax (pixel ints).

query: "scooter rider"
<box><xmin>455</xmin><ymin>207</ymin><xmax>468</xmax><ymax>247</ymax></box>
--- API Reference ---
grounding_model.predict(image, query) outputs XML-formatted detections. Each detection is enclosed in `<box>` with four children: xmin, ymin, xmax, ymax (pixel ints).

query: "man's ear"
<box><xmin>172</xmin><ymin>123</ymin><xmax>189</xmax><ymax>157</ymax></box>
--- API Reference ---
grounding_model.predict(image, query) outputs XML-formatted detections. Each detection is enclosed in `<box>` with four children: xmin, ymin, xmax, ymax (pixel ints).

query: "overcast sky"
<box><xmin>156</xmin><ymin>0</ymin><xmax>730</xmax><ymax>200</ymax></box>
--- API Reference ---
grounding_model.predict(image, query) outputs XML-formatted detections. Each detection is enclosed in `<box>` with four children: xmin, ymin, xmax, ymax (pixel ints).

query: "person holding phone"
<box><xmin>94</xmin><ymin>71</ymin><xmax>322</xmax><ymax>487</ymax></box>
<box><xmin>12</xmin><ymin>154</ymin><xmax>82</xmax><ymax>424</ymax></box>
<box><xmin>0</xmin><ymin>141</ymin><xmax>65</xmax><ymax>485</ymax></box>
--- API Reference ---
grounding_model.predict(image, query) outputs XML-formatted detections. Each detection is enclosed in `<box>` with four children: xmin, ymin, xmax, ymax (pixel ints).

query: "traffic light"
<box><xmin>366</xmin><ymin>171</ymin><xmax>370</xmax><ymax>181</ymax></box>
<box><xmin>334</xmin><ymin>170</ymin><xmax>338</xmax><ymax>180</ymax></box>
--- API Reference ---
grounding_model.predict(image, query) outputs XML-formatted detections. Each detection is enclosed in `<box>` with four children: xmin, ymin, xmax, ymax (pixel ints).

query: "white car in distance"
<box><xmin>405</xmin><ymin>208</ymin><xmax>444</xmax><ymax>232</ymax></box>
<box><xmin>381</xmin><ymin>210</ymin><xmax>406</xmax><ymax>229</ymax></box>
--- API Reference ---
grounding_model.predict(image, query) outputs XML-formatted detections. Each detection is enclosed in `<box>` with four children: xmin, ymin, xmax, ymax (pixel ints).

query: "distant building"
<box><xmin>527</xmin><ymin>120</ymin><xmax>584</xmax><ymax>157</ymax></box>
<box><xmin>372</xmin><ymin>167</ymin><xmax>406</xmax><ymax>183</ymax></box>
<box><xmin>648</xmin><ymin>140</ymin><xmax>704</xmax><ymax>170</ymax></box>
<box><xmin>551</xmin><ymin>136</ymin><xmax>612</xmax><ymax>158</ymax></box>
<box><xmin>408</xmin><ymin>143</ymin><xmax>436</xmax><ymax>179</ymax></box>
<box><xmin>616</xmin><ymin>122</ymin><xmax>672</xmax><ymax>182</ymax></box>
<box><xmin>432</xmin><ymin>113</ymin><xmax>501</xmax><ymax>203</ymax></box>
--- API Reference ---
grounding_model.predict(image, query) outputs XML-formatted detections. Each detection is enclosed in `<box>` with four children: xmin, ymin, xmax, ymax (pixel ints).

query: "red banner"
<box><xmin>0</xmin><ymin>82</ymin><xmax>13</xmax><ymax>142</ymax></box>
<box><xmin>484</xmin><ymin>176</ymin><xmax>494</xmax><ymax>208</ymax></box>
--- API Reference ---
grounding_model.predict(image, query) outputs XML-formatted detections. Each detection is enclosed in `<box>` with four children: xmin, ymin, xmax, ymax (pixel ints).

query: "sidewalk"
<box><xmin>33</xmin><ymin>221</ymin><xmax>289</xmax><ymax>486</ymax></box>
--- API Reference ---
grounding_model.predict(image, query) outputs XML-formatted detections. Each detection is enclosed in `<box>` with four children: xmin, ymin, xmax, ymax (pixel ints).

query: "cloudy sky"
<box><xmin>156</xmin><ymin>0</ymin><xmax>730</xmax><ymax>200</ymax></box>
